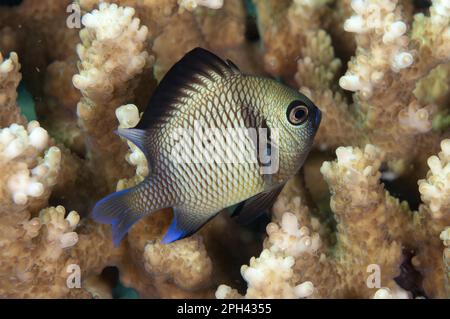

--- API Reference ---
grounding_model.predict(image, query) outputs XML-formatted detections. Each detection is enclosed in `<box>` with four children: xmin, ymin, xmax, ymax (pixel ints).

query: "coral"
<box><xmin>73</xmin><ymin>2</ymin><xmax>153</xmax><ymax>192</ymax></box>
<box><xmin>253</xmin><ymin>0</ymin><xmax>333</xmax><ymax>82</ymax></box>
<box><xmin>219</xmin><ymin>145</ymin><xmax>409</xmax><ymax>298</ymax></box>
<box><xmin>217</xmin><ymin>212</ymin><xmax>319</xmax><ymax>299</ymax></box>
<box><xmin>219</xmin><ymin>139</ymin><xmax>449</xmax><ymax>298</ymax></box>
<box><xmin>0</xmin><ymin>202</ymin><xmax>117</xmax><ymax>298</ymax></box>
<box><xmin>418</xmin><ymin>140</ymin><xmax>450</xmax><ymax>219</ymax></box>
<box><xmin>218</xmin><ymin>248</ymin><xmax>316</xmax><ymax>299</ymax></box>
<box><xmin>143</xmin><ymin>235</ymin><xmax>213</xmax><ymax>290</ymax></box>
<box><xmin>0</xmin><ymin>0</ymin><xmax>449</xmax><ymax>300</ymax></box>
<box><xmin>0</xmin><ymin>118</ymin><xmax>116</xmax><ymax>298</ymax></box>
<box><xmin>0</xmin><ymin>121</ymin><xmax>59</xmax><ymax>210</ymax></box>
<box><xmin>412</xmin><ymin>139</ymin><xmax>450</xmax><ymax>296</ymax></box>
<box><xmin>314</xmin><ymin>0</ymin><xmax>450</xmax><ymax>174</ymax></box>
<box><xmin>372</xmin><ymin>286</ymin><xmax>410</xmax><ymax>299</ymax></box>
<box><xmin>178</xmin><ymin>0</ymin><xmax>224</xmax><ymax>12</ymax></box>
<box><xmin>441</xmin><ymin>227</ymin><xmax>450</xmax><ymax>294</ymax></box>
<box><xmin>0</xmin><ymin>52</ymin><xmax>25</xmax><ymax>127</ymax></box>
<box><xmin>115</xmin><ymin>104</ymin><xmax>148</xmax><ymax>182</ymax></box>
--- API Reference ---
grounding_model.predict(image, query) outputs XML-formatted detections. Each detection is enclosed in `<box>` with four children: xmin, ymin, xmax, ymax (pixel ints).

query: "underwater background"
<box><xmin>0</xmin><ymin>0</ymin><xmax>449</xmax><ymax>299</ymax></box>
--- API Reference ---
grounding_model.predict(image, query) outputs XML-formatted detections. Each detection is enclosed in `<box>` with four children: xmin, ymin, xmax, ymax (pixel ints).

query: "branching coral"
<box><xmin>311</xmin><ymin>0</ymin><xmax>450</xmax><ymax>174</ymax></box>
<box><xmin>412</xmin><ymin>139</ymin><xmax>450</xmax><ymax>296</ymax></box>
<box><xmin>143</xmin><ymin>235</ymin><xmax>213</xmax><ymax>290</ymax></box>
<box><xmin>0</xmin><ymin>117</ymin><xmax>116</xmax><ymax>298</ymax></box>
<box><xmin>217</xmin><ymin>212</ymin><xmax>320</xmax><ymax>299</ymax></box>
<box><xmin>0</xmin><ymin>121</ymin><xmax>59</xmax><ymax>209</ymax></box>
<box><xmin>219</xmin><ymin>145</ymin><xmax>405</xmax><ymax>298</ymax></box>
<box><xmin>441</xmin><ymin>227</ymin><xmax>450</xmax><ymax>295</ymax></box>
<box><xmin>336</xmin><ymin>1</ymin><xmax>431</xmax><ymax>165</ymax></box>
<box><xmin>178</xmin><ymin>0</ymin><xmax>224</xmax><ymax>12</ymax></box>
<box><xmin>115</xmin><ymin>104</ymin><xmax>148</xmax><ymax>185</ymax></box>
<box><xmin>0</xmin><ymin>52</ymin><xmax>25</xmax><ymax>127</ymax></box>
<box><xmin>73</xmin><ymin>2</ymin><xmax>153</xmax><ymax>192</ymax></box>
<box><xmin>218</xmin><ymin>139</ymin><xmax>450</xmax><ymax>298</ymax></box>
<box><xmin>253</xmin><ymin>0</ymin><xmax>334</xmax><ymax>82</ymax></box>
<box><xmin>418</xmin><ymin>140</ymin><xmax>450</xmax><ymax>220</ymax></box>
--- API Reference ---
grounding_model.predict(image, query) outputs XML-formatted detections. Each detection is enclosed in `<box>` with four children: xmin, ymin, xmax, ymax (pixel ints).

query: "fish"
<box><xmin>92</xmin><ymin>47</ymin><xmax>321</xmax><ymax>246</ymax></box>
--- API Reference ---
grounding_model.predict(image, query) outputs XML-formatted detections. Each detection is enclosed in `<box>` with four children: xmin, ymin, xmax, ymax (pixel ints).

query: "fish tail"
<box><xmin>92</xmin><ymin>187</ymin><xmax>144</xmax><ymax>246</ymax></box>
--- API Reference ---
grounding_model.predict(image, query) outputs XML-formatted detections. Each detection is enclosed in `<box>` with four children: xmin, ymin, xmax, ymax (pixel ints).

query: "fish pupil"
<box><xmin>295</xmin><ymin>109</ymin><xmax>306</xmax><ymax>120</ymax></box>
<box><xmin>287</xmin><ymin>101</ymin><xmax>309</xmax><ymax>125</ymax></box>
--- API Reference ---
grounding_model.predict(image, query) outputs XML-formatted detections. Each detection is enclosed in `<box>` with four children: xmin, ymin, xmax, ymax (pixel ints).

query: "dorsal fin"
<box><xmin>226</xmin><ymin>59</ymin><xmax>241</xmax><ymax>73</ymax></box>
<box><xmin>136</xmin><ymin>48</ymin><xmax>241</xmax><ymax>130</ymax></box>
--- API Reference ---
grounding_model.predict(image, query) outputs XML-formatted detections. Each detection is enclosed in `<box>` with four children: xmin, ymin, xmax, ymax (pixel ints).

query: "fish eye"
<box><xmin>287</xmin><ymin>101</ymin><xmax>309</xmax><ymax>125</ymax></box>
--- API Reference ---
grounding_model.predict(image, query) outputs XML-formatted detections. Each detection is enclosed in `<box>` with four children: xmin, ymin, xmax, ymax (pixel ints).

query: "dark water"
<box><xmin>0</xmin><ymin>0</ymin><xmax>23</xmax><ymax>7</ymax></box>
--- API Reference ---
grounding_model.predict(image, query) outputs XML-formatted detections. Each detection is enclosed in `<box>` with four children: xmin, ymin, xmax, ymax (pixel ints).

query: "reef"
<box><xmin>0</xmin><ymin>0</ymin><xmax>449</xmax><ymax>299</ymax></box>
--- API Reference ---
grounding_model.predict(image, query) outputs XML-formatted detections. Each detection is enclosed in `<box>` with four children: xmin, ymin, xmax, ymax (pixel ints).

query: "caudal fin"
<box><xmin>92</xmin><ymin>188</ymin><xmax>142</xmax><ymax>246</ymax></box>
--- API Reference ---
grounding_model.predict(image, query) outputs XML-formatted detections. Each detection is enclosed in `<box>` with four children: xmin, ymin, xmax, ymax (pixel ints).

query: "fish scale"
<box><xmin>92</xmin><ymin>48</ymin><xmax>321</xmax><ymax>245</ymax></box>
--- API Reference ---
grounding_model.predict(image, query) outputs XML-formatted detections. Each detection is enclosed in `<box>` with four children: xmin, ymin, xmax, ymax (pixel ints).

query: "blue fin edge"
<box><xmin>161</xmin><ymin>212</ymin><xmax>189</xmax><ymax>244</ymax></box>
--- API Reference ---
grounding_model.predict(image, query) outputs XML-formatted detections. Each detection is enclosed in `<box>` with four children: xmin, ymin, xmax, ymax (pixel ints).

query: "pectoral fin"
<box><xmin>162</xmin><ymin>207</ymin><xmax>218</xmax><ymax>244</ymax></box>
<box><xmin>231</xmin><ymin>184</ymin><xmax>285</xmax><ymax>225</ymax></box>
<box><xmin>115</xmin><ymin>128</ymin><xmax>148</xmax><ymax>155</ymax></box>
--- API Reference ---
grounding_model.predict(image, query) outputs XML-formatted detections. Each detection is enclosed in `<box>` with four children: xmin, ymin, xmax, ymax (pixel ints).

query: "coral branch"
<box><xmin>441</xmin><ymin>227</ymin><xmax>450</xmax><ymax>295</ymax></box>
<box><xmin>73</xmin><ymin>3</ymin><xmax>153</xmax><ymax>191</ymax></box>
<box><xmin>0</xmin><ymin>52</ymin><xmax>25</xmax><ymax>127</ymax></box>
<box><xmin>143</xmin><ymin>236</ymin><xmax>213</xmax><ymax>290</ymax></box>
<box><xmin>413</xmin><ymin>139</ymin><xmax>450</xmax><ymax>297</ymax></box>
<box><xmin>0</xmin><ymin>122</ymin><xmax>60</xmax><ymax>212</ymax></box>
<box><xmin>217</xmin><ymin>213</ymin><xmax>320</xmax><ymax>299</ymax></box>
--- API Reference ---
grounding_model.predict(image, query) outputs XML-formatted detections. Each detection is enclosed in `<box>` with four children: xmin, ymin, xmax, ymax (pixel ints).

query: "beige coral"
<box><xmin>115</xmin><ymin>104</ymin><xmax>148</xmax><ymax>182</ymax></box>
<box><xmin>336</xmin><ymin>0</ymin><xmax>449</xmax><ymax>173</ymax></box>
<box><xmin>412</xmin><ymin>139</ymin><xmax>450</xmax><ymax>297</ymax></box>
<box><xmin>418</xmin><ymin>139</ymin><xmax>450</xmax><ymax>219</ymax></box>
<box><xmin>0</xmin><ymin>202</ymin><xmax>117</xmax><ymax>298</ymax></box>
<box><xmin>143</xmin><ymin>236</ymin><xmax>213</xmax><ymax>290</ymax></box>
<box><xmin>289</xmin><ymin>0</ymin><xmax>450</xmax><ymax>177</ymax></box>
<box><xmin>0</xmin><ymin>0</ymin><xmax>215</xmax><ymax>300</ymax></box>
<box><xmin>217</xmin><ymin>208</ymin><xmax>328</xmax><ymax>298</ymax></box>
<box><xmin>0</xmin><ymin>121</ymin><xmax>60</xmax><ymax>211</ymax></box>
<box><xmin>217</xmin><ymin>214</ymin><xmax>319</xmax><ymax>299</ymax></box>
<box><xmin>178</xmin><ymin>0</ymin><xmax>224</xmax><ymax>12</ymax></box>
<box><xmin>0</xmin><ymin>119</ymin><xmax>116</xmax><ymax>298</ymax></box>
<box><xmin>220</xmin><ymin>141</ymin><xmax>449</xmax><ymax>298</ymax></box>
<box><xmin>320</xmin><ymin>145</ymin><xmax>406</xmax><ymax>296</ymax></box>
<box><xmin>73</xmin><ymin>2</ymin><xmax>153</xmax><ymax>191</ymax></box>
<box><xmin>0</xmin><ymin>52</ymin><xmax>25</xmax><ymax>127</ymax></box>
<box><xmin>441</xmin><ymin>227</ymin><xmax>450</xmax><ymax>294</ymax></box>
<box><xmin>216</xmin><ymin>135</ymin><xmax>450</xmax><ymax>299</ymax></box>
<box><xmin>372</xmin><ymin>286</ymin><xmax>411</xmax><ymax>299</ymax></box>
<box><xmin>254</xmin><ymin>0</ymin><xmax>332</xmax><ymax>81</ymax></box>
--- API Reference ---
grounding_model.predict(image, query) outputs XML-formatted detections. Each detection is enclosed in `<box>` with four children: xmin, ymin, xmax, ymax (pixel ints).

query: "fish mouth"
<box><xmin>314</xmin><ymin>107</ymin><xmax>322</xmax><ymax>129</ymax></box>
